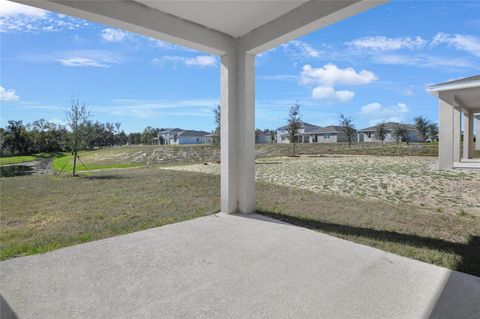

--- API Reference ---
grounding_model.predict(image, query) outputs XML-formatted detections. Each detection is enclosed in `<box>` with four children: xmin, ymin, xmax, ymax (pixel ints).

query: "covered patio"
<box><xmin>2</xmin><ymin>213</ymin><xmax>480</xmax><ymax>318</ymax></box>
<box><xmin>428</xmin><ymin>75</ymin><xmax>480</xmax><ymax>170</ymax></box>
<box><xmin>2</xmin><ymin>1</ymin><xmax>480</xmax><ymax>318</ymax></box>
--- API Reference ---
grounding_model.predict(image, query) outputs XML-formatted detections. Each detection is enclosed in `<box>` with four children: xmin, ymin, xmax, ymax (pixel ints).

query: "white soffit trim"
<box><xmin>428</xmin><ymin>75</ymin><xmax>480</xmax><ymax>94</ymax></box>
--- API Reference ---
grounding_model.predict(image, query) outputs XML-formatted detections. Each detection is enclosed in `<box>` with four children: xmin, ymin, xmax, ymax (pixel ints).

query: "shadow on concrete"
<box><xmin>255</xmin><ymin>210</ymin><xmax>480</xmax><ymax>277</ymax></box>
<box><xmin>1</xmin><ymin>294</ymin><xmax>18</xmax><ymax>319</ymax></box>
<box><xmin>255</xmin><ymin>211</ymin><xmax>480</xmax><ymax>318</ymax></box>
<box><xmin>426</xmin><ymin>271</ymin><xmax>480</xmax><ymax>319</ymax></box>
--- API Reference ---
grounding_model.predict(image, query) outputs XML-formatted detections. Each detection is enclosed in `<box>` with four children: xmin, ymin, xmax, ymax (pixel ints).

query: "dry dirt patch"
<box><xmin>162</xmin><ymin>155</ymin><xmax>480</xmax><ymax>215</ymax></box>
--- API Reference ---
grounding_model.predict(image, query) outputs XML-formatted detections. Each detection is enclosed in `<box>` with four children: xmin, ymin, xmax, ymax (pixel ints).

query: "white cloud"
<box><xmin>299</xmin><ymin>64</ymin><xmax>377</xmax><ymax>104</ymax></box>
<box><xmin>153</xmin><ymin>55</ymin><xmax>217</xmax><ymax>68</ymax></box>
<box><xmin>23</xmin><ymin>50</ymin><xmax>123</xmax><ymax>68</ymax></box>
<box><xmin>312</xmin><ymin>86</ymin><xmax>354</xmax><ymax>103</ymax></box>
<box><xmin>0</xmin><ymin>85</ymin><xmax>19</xmax><ymax>101</ymax></box>
<box><xmin>98</xmin><ymin>98</ymin><xmax>218</xmax><ymax>119</ymax></box>
<box><xmin>184</xmin><ymin>55</ymin><xmax>216</xmax><ymax>67</ymax></box>
<box><xmin>149</xmin><ymin>39</ymin><xmax>196</xmax><ymax>52</ymax></box>
<box><xmin>347</xmin><ymin>36</ymin><xmax>426</xmax><ymax>51</ymax></box>
<box><xmin>0</xmin><ymin>0</ymin><xmax>46</xmax><ymax>17</ymax></box>
<box><xmin>58</xmin><ymin>50</ymin><xmax>123</xmax><ymax>68</ymax></box>
<box><xmin>101</xmin><ymin>28</ymin><xmax>128</xmax><ymax>42</ymax></box>
<box><xmin>431</xmin><ymin>32</ymin><xmax>480</xmax><ymax>57</ymax></box>
<box><xmin>374</xmin><ymin>54</ymin><xmax>477</xmax><ymax>69</ymax></box>
<box><xmin>401</xmin><ymin>87</ymin><xmax>415</xmax><ymax>96</ymax></box>
<box><xmin>300</xmin><ymin>64</ymin><xmax>377</xmax><ymax>86</ymax></box>
<box><xmin>360</xmin><ymin>102</ymin><xmax>410</xmax><ymax>125</ymax></box>
<box><xmin>281</xmin><ymin>40</ymin><xmax>323</xmax><ymax>58</ymax></box>
<box><xmin>0</xmin><ymin>1</ymin><xmax>90</xmax><ymax>33</ymax></box>
<box><xmin>58</xmin><ymin>57</ymin><xmax>108</xmax><ymax>68</ymax></box>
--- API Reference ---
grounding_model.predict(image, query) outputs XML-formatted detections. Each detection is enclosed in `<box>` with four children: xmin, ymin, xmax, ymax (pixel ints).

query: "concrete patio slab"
<box><xmin>1</xmin><ymin>213</ymin><xmax>479</xmax><ymax>319</ymax></box>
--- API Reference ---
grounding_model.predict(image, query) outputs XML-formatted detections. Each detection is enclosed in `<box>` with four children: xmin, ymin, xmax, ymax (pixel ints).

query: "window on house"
<box><xmin>324</xmin><ymin>134</ymin><xmax>330</xmax><ymax>139</ymax></box>
<box><xmin>367</xmin><ymin>132</ymin><xmax>372</xmax><ymax>138</ymax></box>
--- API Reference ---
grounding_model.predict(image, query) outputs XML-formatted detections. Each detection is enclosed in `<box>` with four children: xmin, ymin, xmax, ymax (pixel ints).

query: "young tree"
<box><xmin>286</xmin><ymin>101</ymin><xmax>302</xmax><ymax>156</ymax></box>
<box><xmin>339</xmin><ymin>114</ymin><xmax>356</xmax><ymax>150</ymax></box>
<box><xmin>393</xmin><ymin>124</ymin><xmax>409</xmax><ymax>145</ymax></box>
<box><xmin>376</xmin><ymin>122</ymin><xmax>387</xmax><ymax>146</ymax></box>
<box><xmin>427</xmin><ymin>122</ymin><xmax>439</xmax><ymax>142</ymax></box>
<box><xmin>212</xmin><ymin>104</ymin><xmax>221</xmax><ymax>146</ymax></box>
<box><xmin>65</xmin><ymin>99</ymin><xmax>90</xmax><ymax>176</ymax></box>
<box><xmin>414</xmin><ymin>116</ymin><xmax>430</xmax><ymax>142</ymax></box>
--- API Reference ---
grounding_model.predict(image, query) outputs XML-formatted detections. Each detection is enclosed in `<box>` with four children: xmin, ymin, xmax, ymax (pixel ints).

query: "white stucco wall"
<box><xmin>359</xmin><ymin>130</ymin><xmax>422</xmax><ymax>143</ymax></box>
<box><xmin>168</xmin><ymin>136</ymin><xmax>207</xmax><ymax>145</ymax></box>
<box><xmin>476</xmin><ymin>116</ymin><xmax>480</xmax><ymax>151</ymax></box>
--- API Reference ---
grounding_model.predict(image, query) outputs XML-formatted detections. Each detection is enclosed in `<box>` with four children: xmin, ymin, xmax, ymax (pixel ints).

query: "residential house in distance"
<box><xmin>305</xmin><ymin>126</ymin><xmax>355</xmax><ymax>143</ymax></box>
<box><xmin>255</xmin><ymin>130</ymin><xmax>275</xmax><ymax>144</ymax></box>
<box><xmin>358</xmin><ymin>122</ymin><xmax>422</xmax><ymax>143</ymax></box>
<box><xmin>276</xmin><ymin>122</ymin><xmax>320</xmax><ymax>143</ymax></box>
<box><xmin>157</xmin><ymin>128</ymin><xmax>210</xmax><ymax>145</ymax></box>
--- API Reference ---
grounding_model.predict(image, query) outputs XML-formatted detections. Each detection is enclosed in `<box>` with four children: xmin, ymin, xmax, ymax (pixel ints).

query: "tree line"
<box><xmin>0</xmin><ymin>119</ymin><xmax>173</xmax><ymax>157</ymax></box>
<box><xmin>0</xmin><ymin>99</ymin><xmax>171</xmax><ymax>157</ymax></box>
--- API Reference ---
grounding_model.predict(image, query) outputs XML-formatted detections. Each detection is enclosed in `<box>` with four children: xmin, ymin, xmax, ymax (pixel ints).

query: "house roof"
<box><xmin>306</xmin><ymin>126</ymin><xmax>344</xmax><ymax>134</ymax></box>
<box><xmin>359</xmin><ymin>122</ymin><xmax>417</xmax><ymax>133</ymax></box>
<box><xmin>277</xmin><ymin>122</ymin><xmax>320</xmax><ymax>130</ymax></box>
<box><xmin>161</xmin><ymin>128</ymin><xmax>184</xmax><ymax>133</ymax></box>
<box><xmin>427</xmin><ymin>75</ymin><xmax>480</xmax><ymax>93</ymax></box>
<box><xmin>177</xmin><ymin>130</ymin><xmax>210</xmax><ymax>137</ymax></box>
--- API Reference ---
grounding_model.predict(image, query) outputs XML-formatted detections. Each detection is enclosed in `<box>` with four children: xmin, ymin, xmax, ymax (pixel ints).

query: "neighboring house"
<box><xmin>276</xmin><ymin>122</ymin><xmax>321</xmax><ymax>143</ymax></box>
<box><xmin>305</xmin><ymin>126</ymin><xmax>355</xmax><ymax>143</ymax></box>
<box><xmin>358</xmin><ymin>122</ymin><xmax>423</xmax><ymax>143</ymax></box>
<box><xmin>159</xmin><ymin>128</ymin><xmax>209</xmax><ymax>145</ymax></box>
<box><xmin>205</xmin><ymin>132</ymin><xmax>219</xmax><ymax>145</ymax></box>
<box><xmin>255</xmin><ymin>131</ymin><xmax>275</xmax><ymax>144</ymax></box>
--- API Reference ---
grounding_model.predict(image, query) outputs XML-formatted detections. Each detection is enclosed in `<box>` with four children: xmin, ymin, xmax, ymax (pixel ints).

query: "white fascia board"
<box><xmin>14</xmin><ymin>0</ymin><xmax>235</xmax><ymax>55</ymax></box>
<box><xmin>239</xmin><ymin>0</ymin><xmax>388</xmax><ymax>54</ymax></box>
<box><xmin>427</xmin><ymin>80</ymin><xmax>480</xmax><ymax>94</ymax></box>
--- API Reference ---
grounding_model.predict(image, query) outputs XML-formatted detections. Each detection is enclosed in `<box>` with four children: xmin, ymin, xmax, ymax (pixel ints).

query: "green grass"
<box><xmin>0</xmin><ymin>169</ymin><xmax>220</xmax><ymax>260</ymax></box>
<box><xmin>51</xmin><ymin>153</ymin><xmax>143</xmax><ymax>173</ymax></box>
<box><xmin>1</xmin><ymin>168</ymin><xmax>479</xmax><ymax>276</ymax></box>
<box><xmin>0</xmin><ymin>153</ymin><xmax>55</xmax><ymax>166</ymax></box>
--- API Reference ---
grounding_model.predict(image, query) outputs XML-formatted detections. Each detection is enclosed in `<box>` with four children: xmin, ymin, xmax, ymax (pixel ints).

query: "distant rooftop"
<box><xmin>277</xmin><ymin>122</ymin><xmax>320</xmax><ymax>130</ymax></box>
<box><xmin>307</xmin><ymin>126</ymin><xmax>344</xmax><ymax>134</ymax></box>
<box><xmin>359</xmin><ymin>122</ymin><xmax>417</xmax><ymax>132</ymax></box>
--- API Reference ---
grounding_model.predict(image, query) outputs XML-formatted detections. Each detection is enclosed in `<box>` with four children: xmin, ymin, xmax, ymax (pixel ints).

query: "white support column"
<box><xmin>220</xmin><ymin>50</ymin><xmax>255</xmax><ymax>214</ymax></box>
<box><xmin>453</xmin><ymin>105</ymin><xmax>461</xmax><ymax>163</ymax></box>
<box><xmin>463</xmin><ymin>110</ymin><xmax>474</xmax><ymax>159</ymax></box>
<box><xmin>438</xmin><ymin>93</ymin><xmax>455</xmax><ymax>169</ymax></box>
<box><xmin>476</xmin><ymin>115</ymin><xmax>480</xmax><ymax>151</ymax></box>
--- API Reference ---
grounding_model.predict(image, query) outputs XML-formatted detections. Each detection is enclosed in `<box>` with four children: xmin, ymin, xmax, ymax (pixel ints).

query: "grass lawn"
<box><xmin>52</xmin><ymin>153</ymin><xmax>144</xmax><ymax>173</ymax></box>
<box><xmin>1</xmin><ymin>167</ymin><xmax>479</xmax><ymax>276</ymax></box>
<box><xmin>0</xmin><ymin>153</ymin><xmax>55</xmax><ymax>166</ymax></box>
<box><xmin>0</xmin><ymin>169</ymin><xmax>220</xmax><ymax>260</ymax></box>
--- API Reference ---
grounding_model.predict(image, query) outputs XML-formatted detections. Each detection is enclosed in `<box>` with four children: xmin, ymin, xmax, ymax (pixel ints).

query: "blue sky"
<box><xmin>1</xmin><ymin>0</ymin><xmax>479</xmax><ymax>133</ymax></box>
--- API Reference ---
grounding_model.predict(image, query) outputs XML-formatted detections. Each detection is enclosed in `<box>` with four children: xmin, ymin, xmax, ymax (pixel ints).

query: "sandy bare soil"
<box><xmin>163</xmin><ymin>155</ymin><xmax>480</xmax><ymax>215</ymax></box>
